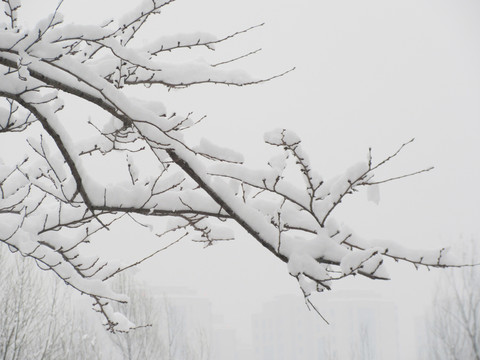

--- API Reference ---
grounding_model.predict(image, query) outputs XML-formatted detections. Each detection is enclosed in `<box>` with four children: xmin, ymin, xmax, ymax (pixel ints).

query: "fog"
<box><xmin>5</xmin><ymin>0</ymin><xmax>480</xmax><ymax>359</ymax></box>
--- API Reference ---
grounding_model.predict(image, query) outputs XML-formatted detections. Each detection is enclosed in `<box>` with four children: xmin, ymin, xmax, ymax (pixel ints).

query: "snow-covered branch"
<box><xmin>0</xmin><ymin>0</ymin><xmax>466</xmax><ymax>331</ymax></box>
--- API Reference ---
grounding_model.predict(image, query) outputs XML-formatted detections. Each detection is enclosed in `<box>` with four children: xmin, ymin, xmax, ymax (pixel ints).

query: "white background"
<box><xmin>19</xmin><ymin>0</ymin><xmax>480</xmax><ymax>358</ymax></box>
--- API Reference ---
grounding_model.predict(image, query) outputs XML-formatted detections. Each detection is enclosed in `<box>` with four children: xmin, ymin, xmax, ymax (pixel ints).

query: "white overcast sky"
<box><xmin>19</xmin><ymin>0</ymin><xmax>480</xmax><ymax>358</ymax></box>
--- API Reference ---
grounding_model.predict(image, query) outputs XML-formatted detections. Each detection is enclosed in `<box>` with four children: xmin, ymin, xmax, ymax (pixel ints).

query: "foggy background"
<box><xmin>16</xmin><ymin>0</ymin><xmax>480</xmax><ymax>359</ymax></box>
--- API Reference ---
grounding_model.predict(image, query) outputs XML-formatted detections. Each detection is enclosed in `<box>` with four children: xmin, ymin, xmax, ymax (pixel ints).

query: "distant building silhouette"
<box><xmin>252</xmin><ymin>290</ymin><xmax>400</xmax><ymax>360</ymax></box>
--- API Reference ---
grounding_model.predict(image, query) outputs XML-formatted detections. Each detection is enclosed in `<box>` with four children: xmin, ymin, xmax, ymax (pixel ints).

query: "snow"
<box><xmin>0</xmin><ymin>30</ymin><xmax>25</xmax><ymax>49</ymax></box>
<box><xmin>108</xmin><ymin>311</ymin><xmax>135</xmax><ymax>332</ymax></box>
<box><xmin>264</xmin><ymin>128</ymin><xmax>301</xmax><ymax>146</ymax></box>
<box><xmin>0</xmin><ymin>0</ymin><xmax>467</xmax><ymax>333</ymax></box>
<box><xmin>102</xmin><ymin>116</ymin><xmax>124</xmax><ymax>134</ymax></box>
<box><xmin>267</xmin><ymin>152</ymin><xmax>288</xmax><ymax>174</ymax></box>
<box><xmin>297</xmin><ymin>274</ymin><xmax>322</xmax><ymax>295</ymax></box>
<box><xmin>193</xmin><ymin>138</ymin><xmax>244</xmax><ymax>163</ymax></box>
<box><xmin>288</xmin><ymin>252</ymin><xmax>329</xmax><ymax>281</ymax></box>
<box><xmin>0</xmin><ymin>171</ymin><xmax>28</xmax><ymax>201</ymax></box>
<box><xmin>128</xmin><ymin>58</ymin><xmax>255</xmax><ymax>85</ymax></box>
<box><xmin>340</xmin><ymin>248</ymin><xmax>389</xmax><ymax>279</ymax></box>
